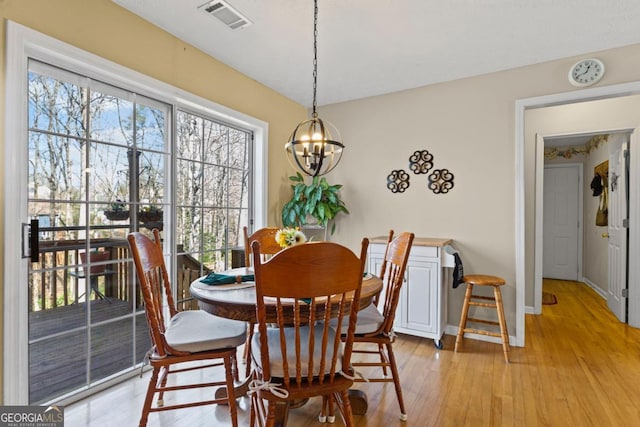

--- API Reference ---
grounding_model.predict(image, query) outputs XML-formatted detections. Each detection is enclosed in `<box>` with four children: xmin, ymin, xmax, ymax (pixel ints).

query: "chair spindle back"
<box><xmin>243</xmin><ymin>226</ymin><xmax>282</xmax><ymax>267</ymax></box>
<box><xmin>251</xmin><ymin>240</ymin><xmax>369</xmax><ymax>388</ymax></box>
<box><xmin>378</xmin><ymin>232</ymin><xmax>415</xmax><ymax>335</ymax></box>
<box><xmin>128</xmin><ymin>229</ymin><xmax>178</xmax><ymax>358</ymax></box>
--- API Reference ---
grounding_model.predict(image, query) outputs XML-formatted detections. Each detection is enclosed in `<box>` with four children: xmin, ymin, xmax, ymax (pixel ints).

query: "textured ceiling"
<box><xmin>112</xmin><ymin>0</ymin><xmax>640</xmax><ymax>107</ymax></box>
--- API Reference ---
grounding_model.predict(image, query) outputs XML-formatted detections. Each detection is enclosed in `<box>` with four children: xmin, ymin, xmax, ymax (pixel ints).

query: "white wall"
<box><xmin>319</xmin><ymin>45</ymin><xmax>640</xmax><ymax>335</ymax></box>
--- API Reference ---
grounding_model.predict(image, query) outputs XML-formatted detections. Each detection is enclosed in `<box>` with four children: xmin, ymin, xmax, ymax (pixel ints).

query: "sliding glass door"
<box><xmin>4</xmin><ymin>24</ymin><xmax>263</xmax><ymax>405</ymax></box>
<box><xmin>27</xmin><ymin>60</ymin><xmax>169</xmax><ymax>403</ymax></box>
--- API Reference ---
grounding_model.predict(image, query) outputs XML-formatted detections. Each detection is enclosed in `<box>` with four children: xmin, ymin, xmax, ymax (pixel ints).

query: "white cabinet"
<box><xmin>368</xmin><ymin>237</ymin><xmax>454</xmax><ymax>348</ymax></box>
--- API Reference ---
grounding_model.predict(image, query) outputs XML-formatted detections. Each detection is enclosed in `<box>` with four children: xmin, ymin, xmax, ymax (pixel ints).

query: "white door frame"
<box><xmin>516</xmin><ymin>81</ymin><xmax>640</xmax><ymax>346</ymax></box>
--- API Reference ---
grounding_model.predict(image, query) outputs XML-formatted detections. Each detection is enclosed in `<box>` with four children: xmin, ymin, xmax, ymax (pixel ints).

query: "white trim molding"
<box><xmin>628</xmin><ymin>128</ymin><xmax>640</xmax><ymax>327</ymax></box>
<box><xmin>582</xmin><ymin>277</ymin><xmax>607</xmax><ymax>299</ymax></box>
<box><xmin>4</xmin><ymin>20</ymin><xmax>31</xmax><ymax>405</ymax></box>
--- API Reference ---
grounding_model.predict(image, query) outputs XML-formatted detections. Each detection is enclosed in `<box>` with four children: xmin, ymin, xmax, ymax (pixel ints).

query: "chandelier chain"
<box><xmin>284</xmin><ymin>0</ymin><xmax>343</xmax><ymax>177</ymax></box>
<box><xmin>312</xmin><ymin>0</ymin><xmax>318</xmax><ymax>118</ymax></box>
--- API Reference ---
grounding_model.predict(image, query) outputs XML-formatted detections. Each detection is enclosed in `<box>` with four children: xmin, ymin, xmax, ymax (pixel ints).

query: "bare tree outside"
<box><xmin>176</xmin><ymin>111</ymin><xmax>250</xmax><ymax>272</ymax></box>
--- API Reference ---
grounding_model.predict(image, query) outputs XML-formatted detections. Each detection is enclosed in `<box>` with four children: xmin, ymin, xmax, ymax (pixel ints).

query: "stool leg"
<box><xmin>455</xmin><ymin>284</ymin><xmax>473</xmax><ymax>353</ymax></box>
<box><xmin>493</xmin><ymin>285</ymin><xmax>510</xmax><ymax>363</ymax></box>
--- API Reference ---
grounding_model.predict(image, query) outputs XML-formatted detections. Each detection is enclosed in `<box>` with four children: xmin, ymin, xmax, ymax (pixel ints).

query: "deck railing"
<box><xmin>31</xmin><ymin>238</ymin><xmax>208</xmax><ymax>313</ymax></box>
<box><xmin>33</xmin><ymin>238</ymin><xmax>133</xmax><ymax>312</ymax></box>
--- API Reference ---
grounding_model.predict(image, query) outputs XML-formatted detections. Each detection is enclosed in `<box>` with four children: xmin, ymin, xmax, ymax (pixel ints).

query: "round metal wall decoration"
<box><xmin>387</xmin><ymin>169</ymin><xmax>410</xmax><ymax>193</ymax></box>
<box><xmin>428</xmin><ymin>169</ymin><xmax>455</xmax><ymax>194</ymax></box>
<box><xmin>409</xmin><ymin>150</ymin><xmax>434</xmax><ymax>174</ymax></box>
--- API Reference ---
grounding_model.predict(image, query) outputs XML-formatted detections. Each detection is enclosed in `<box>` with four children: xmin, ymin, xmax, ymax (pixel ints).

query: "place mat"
<box><xmin>201</xmin><ymin>272</ymin><xmax>254</xmax><ymax>285</ymax></box>
<box><xmin>193</xmin><ymin>280</ymin><xmax>255</xmax><ymax>291</ymax></box>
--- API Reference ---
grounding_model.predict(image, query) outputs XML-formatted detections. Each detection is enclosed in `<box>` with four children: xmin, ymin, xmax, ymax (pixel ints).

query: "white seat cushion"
<box><xmin>329</xmin><ymin>303</ymin><xmax>384</xmax><ymax>335</ymax></box>
<box><xmin>251</xmin><ymin>323</ymin><xmax>343</xmax><ymax>378</ymax></box>
<box><xmin>164</xmin><ymin>310</ymin><xmax>247</xmax><ymax>353</ymax></box>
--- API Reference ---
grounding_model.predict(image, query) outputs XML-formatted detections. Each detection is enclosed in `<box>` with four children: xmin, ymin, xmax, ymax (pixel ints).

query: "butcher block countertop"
<box><xmin>369</xmin><ymin>236</ymin><xmax>453</xmax><ymax>247</ymax></box>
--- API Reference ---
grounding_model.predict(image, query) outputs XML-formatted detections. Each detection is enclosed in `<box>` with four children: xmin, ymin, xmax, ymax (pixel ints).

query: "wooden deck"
<box><xmin>28</xmin><ymin>299</ymin><xmax>151</xmax><ymax>403</ymax></box>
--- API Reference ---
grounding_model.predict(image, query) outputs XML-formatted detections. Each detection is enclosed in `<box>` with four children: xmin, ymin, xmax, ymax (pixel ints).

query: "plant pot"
<box><xmin>80</xmin><ymin>251</ymin><xmax>111</xmax><ymax>274</ymax></box>
<box><xmin>104</xmin><ymin>210</ymin><xmax>129</xmax><ymax>221</ymax></box>
<box><xmin>138</xmin><ymin>211</ymin><xmax>163</xmax><ymax>223</ymax></box>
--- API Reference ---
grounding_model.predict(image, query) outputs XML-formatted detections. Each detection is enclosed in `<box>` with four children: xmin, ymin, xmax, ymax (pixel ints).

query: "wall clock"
<box><xmin>568</xmin><ymin>58</ymin><xmax>605</xmax><ymax>87</ymax></box>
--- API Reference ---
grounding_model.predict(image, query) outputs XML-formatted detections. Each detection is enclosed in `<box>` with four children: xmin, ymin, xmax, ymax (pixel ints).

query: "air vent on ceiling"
<box><xmin>198</xmin><ymin>0</ymin><xmax>253</xmax><ymax>30</ymax></box>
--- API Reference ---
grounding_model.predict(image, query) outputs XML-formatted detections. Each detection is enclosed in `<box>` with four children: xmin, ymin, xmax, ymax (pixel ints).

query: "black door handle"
<box><xmin>30</xmin><ymin>218</ymin><xmax>40</xmax><ymax>262</ymax></box>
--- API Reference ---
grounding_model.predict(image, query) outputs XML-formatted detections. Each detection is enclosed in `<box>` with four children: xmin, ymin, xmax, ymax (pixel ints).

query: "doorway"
<box><xmin>515</xmin><ymin>85</ymin><xmax>640</xmax><ymax>346</ymax></box>
<box><xmin>537</xmin><ymin>133</ymin><xmax>630</xmax><ymax>323</ymax></box>
<box><xmin>535</xmin><ymin>130</ymin><xmax>634</xmax><ymax>318</ymax></box>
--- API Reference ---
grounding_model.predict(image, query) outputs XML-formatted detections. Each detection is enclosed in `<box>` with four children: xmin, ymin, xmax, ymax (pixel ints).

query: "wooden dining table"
<box><xmin>189</xmin><ymin>267</ymin><xmax>383</xmax><ymax>416</ymax></box>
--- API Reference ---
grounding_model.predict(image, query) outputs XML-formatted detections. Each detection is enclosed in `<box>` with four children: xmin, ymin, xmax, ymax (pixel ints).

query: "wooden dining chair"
<box><xmin>243</xmin><ymin>226</ymin><xmax>282</xmax><ymax>268</ymax></box>
<box><xmin>127</xmin><ymin>229</ymin><xmax>247</xmax><ymax>427</ymax></box>
<box><xmin>242</xmin><ymin>226</ymin><xmax>283</xmax><ymax>376</ymax></box>
<box><xmin>249</xmin><ymin>239</ymin><xmax>369</xmax><ymax>427</ymax></box>
<box><xmin>343</xmin><ymin>230</ymin><xmax>414</xmax><ymax>421</ymax></box>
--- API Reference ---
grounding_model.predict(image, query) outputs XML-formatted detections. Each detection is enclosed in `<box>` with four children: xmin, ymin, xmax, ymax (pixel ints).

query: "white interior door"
<box><xmin>607</xmin><ymin>138</ymin><xmax>628</xmax><ymax>322</ymax></box>
<box><xmin>543</xmin><ymin>165</ymin><xmax>581</xmax><ymax>280</ymax></box>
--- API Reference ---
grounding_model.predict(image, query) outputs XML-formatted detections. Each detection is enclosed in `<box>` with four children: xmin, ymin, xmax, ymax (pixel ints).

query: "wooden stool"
<box><xmin>455</xmin><ymin>274</ymin><xmax>510</xmax><ymax>363</ymax></box>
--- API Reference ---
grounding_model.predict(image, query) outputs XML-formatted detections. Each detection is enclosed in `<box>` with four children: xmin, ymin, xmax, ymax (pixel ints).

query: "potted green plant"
<box><xmin>104</xmin><ymin>200</ymin><xmax>129</xmax><ymax>221</ymax></box>
<box><xmin>281</xmin><ymin>172</ymin><xmax>349</xmax><ymax>235</ymax></box>
<box><xmin>138</xmin><ymin>205</ymin><xmax>163</xmax><ymax>223</ymax></box>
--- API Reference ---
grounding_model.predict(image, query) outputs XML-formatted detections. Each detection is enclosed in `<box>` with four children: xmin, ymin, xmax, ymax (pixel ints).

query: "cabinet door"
<box><xmin>401</xmin><ymin>260</ymin><xmax>439</xmax><ymax>333</ymax></box>
<box><xmin>368</xmin><ymin>249</ymin><xmax>386</xmax><ymax>309</ymax></box>
<box><xmin>368</xmin><ymin>253</ymin><xmax>385</xmax><ymax>279</ymax></box>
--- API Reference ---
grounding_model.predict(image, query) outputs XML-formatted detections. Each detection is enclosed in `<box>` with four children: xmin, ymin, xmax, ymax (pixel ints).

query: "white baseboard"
<box><xmin>525</xmin><ymin>305</ymin><xmax>535</xmax><ymax>314</ymax></box>
<box><xmin>582</xmin><ymin>277</ymin><xmax>607</xmax><ymax>299</ymax></box>
<box><xmin>445</xmin><ymin>325</ymin><xmax>457</xmax><ymax>337</ymax></box>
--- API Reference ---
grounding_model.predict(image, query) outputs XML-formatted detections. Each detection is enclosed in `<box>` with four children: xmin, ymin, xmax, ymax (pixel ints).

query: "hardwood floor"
<box><xmin>64</xmin><ymin>280</ymin><xmax>640</xmax><ymax>426</ymax></box>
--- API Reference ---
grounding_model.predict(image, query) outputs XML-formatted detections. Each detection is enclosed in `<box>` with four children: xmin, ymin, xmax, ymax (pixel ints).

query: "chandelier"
<box><xmin>284</xmin><ymin>0</ymin><xmax>344</xmax><ymax>177</ymax></box>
